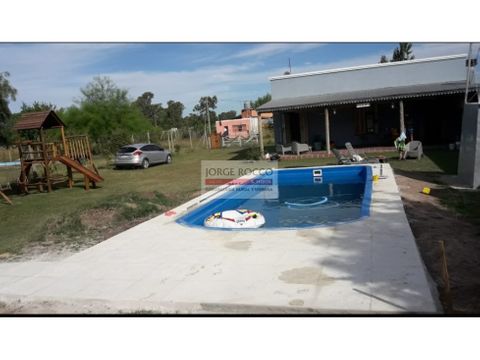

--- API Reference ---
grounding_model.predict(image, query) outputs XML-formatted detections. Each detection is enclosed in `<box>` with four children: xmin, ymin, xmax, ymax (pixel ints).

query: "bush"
<box><xmin>243</xmin><ymin>146</ymin><xmax>261</xmax><ymax>160</ymax></box>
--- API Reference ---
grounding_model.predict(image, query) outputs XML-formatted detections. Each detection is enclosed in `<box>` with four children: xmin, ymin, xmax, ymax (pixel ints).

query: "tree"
<box><xmin>0</xmin><ymin>72</ymin><xmax>18</xmax><ymax>145</ymax></box>
<box><xmin>20</xmin><ymin>101</ymin><xmax>57</xmax><ymax>113</ymax></box>
<box><xmin>62</xmin><ymin>77</ymin><xmax>151</xmax><ymax>154</ymax></box>
<box><xmin>252</xmin><ymin>93</ymin><xmax>271</xmax><ymax>109</ymax></box>
<box><xmin>134</xmin><ymin>92</ymin><xmax>163</xmax><ymax>127</ymax></box>
<box><xmin>79</xmin><ymin>76</ymin><xmax>129</xmax><ymax>105</ymax></box>
<box><xmin>193</xmin><ymin>96</ymin><xmax>218</xmax><ymax>133</ymax></box>
<box><xmin>218</xmin><ymin>110</ymin><xmax>237</xmax><ymax>120</ymax></box>
<box><xmin>184</xmin><ymin>112</ymin><xmax>204</xmax><ymax>132</ymax></box>
<box><xmin>391</xmin><ymin>43</ymin><xmax>415</xmax><ymax>62</ymax></box>
<box><xmin>134</xmin><ymin>92</ymin><xmax>154</xmax><ymax>114</ymax></box>
<box><xmin>193</xmin><ymin>96</ymin><xmax>218</xmax><ymax>114</ymax></box>
<box><xmin>379</xmin><ymin>55</ymin><xmax>389</xmax><ymax>63</ymax></box>
<box><xmin>164</xmin><ymin>100</ymin><xmax>185</xmax><ymax>129</ymax></box>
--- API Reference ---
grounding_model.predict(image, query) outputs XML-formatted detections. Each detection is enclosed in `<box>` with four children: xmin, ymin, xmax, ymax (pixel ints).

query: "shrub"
<box><xmin>243</xmin><ymin>146</ymin><xmax>261</xmax><ymax>160</ymax></box>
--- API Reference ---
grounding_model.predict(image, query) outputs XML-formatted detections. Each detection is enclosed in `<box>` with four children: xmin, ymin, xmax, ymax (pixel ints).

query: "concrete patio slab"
<box><xmin>0</xmin><ymin>164</ymin><xmax>439</xmax><ymax>314</ymax></box>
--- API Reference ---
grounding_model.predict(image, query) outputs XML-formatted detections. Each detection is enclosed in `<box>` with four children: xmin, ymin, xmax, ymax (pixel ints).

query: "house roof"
<box><xmin>269</xmin><ymin>54</ymin><xmax>467</xmax><ymax>81</ymax></box>
<box><xmin>13</xmin><ymin>110</ymin><xmax>65</xmax><ymax>131</ymax></box>
<box><xmin>257</xmin><ymin>81</ymin><xmax>472</xmax><ymax>112</ymax></box>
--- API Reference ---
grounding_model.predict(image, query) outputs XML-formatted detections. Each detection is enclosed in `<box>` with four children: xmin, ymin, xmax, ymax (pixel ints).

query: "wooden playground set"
<box><xmin>0</xmin><ymin>110</ymin><xmax>103</xmax><ymax>204</ymax></box>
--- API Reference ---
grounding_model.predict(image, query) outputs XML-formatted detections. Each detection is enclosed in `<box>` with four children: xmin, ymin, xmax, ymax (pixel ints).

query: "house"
<box><xmin>257</xmin><ymin>54</ymin><xmax>478</xmax><ymax>153</ymax></box>
<box><xmin>216</xmin><ymin>118</ymin><xmax>252</xmax><ymax>138</ymax></box>
<box><xmin>215</xmin><ymin>102</ymin><xmax>273</xmax><ymax>139</ymax></box>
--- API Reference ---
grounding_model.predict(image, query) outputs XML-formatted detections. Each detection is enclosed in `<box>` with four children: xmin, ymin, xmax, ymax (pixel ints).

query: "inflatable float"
<box><xmin>204</xmin><ymin>209</ymin><xmax>266</xmax><ymax>229</ymax></box>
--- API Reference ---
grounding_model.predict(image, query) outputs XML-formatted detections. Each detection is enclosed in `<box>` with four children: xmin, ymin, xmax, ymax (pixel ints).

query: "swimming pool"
<box><xmin>177</xmin><ymin>165</ymin><xmax>373</xmax><ymax>230</ymax></box>
<box><xmin>0</xmin><ymin>161</ymin><xmax>20</xmax><ymax>167</ymax></box>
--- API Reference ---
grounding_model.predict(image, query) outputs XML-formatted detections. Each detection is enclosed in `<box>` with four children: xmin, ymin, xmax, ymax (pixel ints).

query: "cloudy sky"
<box><xmin>0</xmin><ymin>42</ymin><xmax>478</xmax><ymax>114</ymax></box>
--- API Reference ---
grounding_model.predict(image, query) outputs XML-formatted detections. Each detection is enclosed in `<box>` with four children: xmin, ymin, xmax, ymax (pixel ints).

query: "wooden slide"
<box><xmin>0</xmin><ymin>190</ymin><xmax>13</xmax><ymax>205</ymax></box>
<box><xmin>56</xmin><ymin>156</ymin><xmax>104</xmax><ymax>183</ymax></box>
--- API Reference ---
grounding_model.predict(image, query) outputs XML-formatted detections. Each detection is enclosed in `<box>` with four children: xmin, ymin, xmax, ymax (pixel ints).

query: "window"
<box><xmin>233</xmin><ymin>125</ymin><xmax>245</xmax><ymax>132</ymax></box>
<box><xmin>118</xmin><ymin>146</ymin><xmax>137</xmax><ymax>153</ymax></box>
<box><xmin>141</xmin><ymin>145</ymin><xmax>157</xmax><ymax>151</ymax></box>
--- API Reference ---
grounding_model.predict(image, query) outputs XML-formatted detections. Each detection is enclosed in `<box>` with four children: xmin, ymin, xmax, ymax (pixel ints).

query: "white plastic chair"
<box><xmin>275</xmin><ymin>144</ymin><xmax>292</xmax><ymax>155</ymax></box>
<box><xmin>291</xmin><ymin>142</ymin><xmax>312</xmax><ymax>155</ymax></box>
<box><xmin>405</xmin><ymin>141</ymin><xmax>423</xmax><ymax>159</ymax></box>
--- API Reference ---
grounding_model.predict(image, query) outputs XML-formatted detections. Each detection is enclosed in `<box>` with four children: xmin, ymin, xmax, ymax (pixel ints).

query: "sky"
<box><xmin>1</xmin><ymin>42</ymin><xmax>478</xmax><ymax>115</ymax></box>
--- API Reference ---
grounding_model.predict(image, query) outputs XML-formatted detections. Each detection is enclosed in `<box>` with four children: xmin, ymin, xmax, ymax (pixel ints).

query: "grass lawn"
<box><xmin>0</xmin><ymin>146</ymin><xmax>475</xmax><ymax>256</ymax></box>
<box><xmin>0</xmin><ymin>147</ymin><xmax>242</xmax><ymax>254</ymax></box>
<box><xmin>277</xmin><ymin>149</ymin><xmax>459</xmax><ymax>174</ymax></box>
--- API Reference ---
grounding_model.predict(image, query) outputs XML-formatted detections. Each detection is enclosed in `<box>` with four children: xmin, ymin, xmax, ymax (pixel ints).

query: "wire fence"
<box><xmin>129</xmin><ymin>128</ymin><xmax>213</xmax><ymax>154</ymax></box>
<box><xmin>0</xmin><ymin>146</ymin><xmax>20</xmax><ymax>189</ymax></box>
<box><xmin>0</xmin><ymin>146</ymin><xmax>18</xmax><ymax>163</ymax></box>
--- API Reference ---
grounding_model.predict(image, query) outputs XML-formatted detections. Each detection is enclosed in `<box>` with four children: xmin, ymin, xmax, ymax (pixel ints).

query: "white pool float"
<box><xmin>204</xmin><ymin>209</ymin><xmax>266</xmax><ymax>229</ymax></box>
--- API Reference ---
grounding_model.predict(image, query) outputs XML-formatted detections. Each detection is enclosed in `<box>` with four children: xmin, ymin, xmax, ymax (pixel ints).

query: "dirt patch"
<box><xmin>395</xmin><ymin>173</ymin><xmax>480</xmax><ymax>313</ymax></box>
<box><xmin>288</xmin><ymin>299</ymin><xmax>305</xmax><ymax>306</ymax></box>
<box><xmin>79</xmin><ymin>208</ymin><xmax>116</xmax><ymax>231</ymax></box>
<box><xmin>224</xmin><ymin>241</ymin><xmax>252</xmax><ymax>251</ymax></box>
<box><xmin>4</xmin><ymin>192</ymin><xmax>175</xmax><ymax>263</ymax></box>
<box><xmin>279</xmin><ymin>267</ymin><xmax>334</xmax><ymax>286</ymax></box>
<box><xmin>140</xmin><ymin>191</ymin><xmax>157</xmax><ymax>200</ymax></box>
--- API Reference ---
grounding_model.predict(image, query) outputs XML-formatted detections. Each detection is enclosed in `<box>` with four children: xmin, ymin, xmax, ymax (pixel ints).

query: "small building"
<box><xmin>216</xmin><ymin>118</ymin><xmax>253</xmax><ymax>138</ymax></box>
<box><xmin>215</xmin><ymin>102</ymin><xmax>273</xmax><ymax>139</ymax></box>
<box><xmin>257</xmin><ymin>54</ymin><xmax>478</xmax><ymax>152</ymax></box>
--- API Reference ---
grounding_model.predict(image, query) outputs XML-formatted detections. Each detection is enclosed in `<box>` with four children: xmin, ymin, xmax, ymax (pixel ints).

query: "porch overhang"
<box><xmin>257</xmin><ymin>81</ymin><xmax>472</xmax><ymax>112</ymax></box>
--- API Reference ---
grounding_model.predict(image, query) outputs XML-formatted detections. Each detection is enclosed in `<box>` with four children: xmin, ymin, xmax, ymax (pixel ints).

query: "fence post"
<box><xmin>439</xmin><ymin>240</ymin><xmax>454</xmax><ymax>313</ymax></box>
<box><xmin>167</xmin><ymin>131</ymin><xmax>172</xmax><ymax>152</ymax></box>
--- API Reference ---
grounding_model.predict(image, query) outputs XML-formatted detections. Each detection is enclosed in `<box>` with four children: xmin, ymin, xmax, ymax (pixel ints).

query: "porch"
<box><xmin>278</xmin><ymin>145</ymin><xmax>396</xmax><ymax>160</ymax></box>
<box><xmin>270</xmin><ymin>93</ymin><xmax>465</xmax><ymax>155</ymax></box>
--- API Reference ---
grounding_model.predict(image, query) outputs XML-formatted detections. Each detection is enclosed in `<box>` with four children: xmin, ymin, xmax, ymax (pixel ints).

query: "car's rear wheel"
<box><xmin>141</xmin><ymin>158</ymin><xmax>150</xmax><ymax>169</ymax></box>
<box><xmin>166</xmin><ymin>155</ymin><xmax>172</xmax><ymax>164</ymax></box>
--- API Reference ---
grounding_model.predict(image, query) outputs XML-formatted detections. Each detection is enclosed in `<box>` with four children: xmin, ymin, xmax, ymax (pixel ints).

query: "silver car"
<box><xmin>114</xmin><ymin>143</ymin><xmax>172</xmax><ymax>169</ymax></box>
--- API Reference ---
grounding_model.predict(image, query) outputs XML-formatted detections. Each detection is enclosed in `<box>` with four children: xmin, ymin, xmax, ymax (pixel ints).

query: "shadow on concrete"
<box><xmin>287</xmin><ymin>188</ymin><xmax>440</xmax><ymax>313</ymax></box>
<box><xmin>290</xmin><ymin>180</ymin><xmax>479</xmax><ymax>314</ymax></box>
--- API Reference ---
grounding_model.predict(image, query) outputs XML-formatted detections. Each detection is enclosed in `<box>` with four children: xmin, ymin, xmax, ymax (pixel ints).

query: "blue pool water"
<box><xmin>177</xmin><ymin>166</ymin><xmax>372</xmax><ymax>230</ymax></box>
<box><xmin>0</xmin><ymin>161</ymin><xmax>20</xmax><ymax>167</ymax></box>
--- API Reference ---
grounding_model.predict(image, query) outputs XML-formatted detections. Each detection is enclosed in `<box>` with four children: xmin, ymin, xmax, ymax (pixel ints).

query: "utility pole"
<box><xmin>206</xmin><ymin>97</ymin><xmax>212</xmax><ymax>149</ymax></box>
<box><xmin>206</xmin><ymin>97</ymin><xmax>211</xmax><ymax>134</ymax></box>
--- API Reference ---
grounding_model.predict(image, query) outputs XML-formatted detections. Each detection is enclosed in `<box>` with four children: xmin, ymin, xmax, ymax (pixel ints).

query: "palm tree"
<box><xmin>379</xmin><ymin>55</ymin><xmax>389</xmax><ymax>63</ymax></box>
<box><xmin>392</xmin><ymin>43</ymin><xmax>415</xmax><ymax>62</ymax></box>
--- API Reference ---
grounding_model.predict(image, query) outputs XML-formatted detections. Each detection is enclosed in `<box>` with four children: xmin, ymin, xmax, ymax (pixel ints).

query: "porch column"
<box><xmin>257</xmin><ymin>115</ymin><xmax>265</xmax><ymax>158</ymax></box>
<box><xmin>399</xmin><ymin>100</ymin><xmax>405</xmax><ymax>134</ymax></box>
<box><xmin>324</xmin><ymin>107</ymin><xmax>331</xmax><ymax>154</ymax></box>
<box><xmin>282</xmin><ymin>113</ymin><xmax>287</xmax><ymax>144</ymax></box>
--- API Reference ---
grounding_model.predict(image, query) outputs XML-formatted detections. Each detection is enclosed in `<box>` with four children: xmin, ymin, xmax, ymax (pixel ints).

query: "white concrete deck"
<box><xmin>0</xmin><ymin>164</ymin><xmax>438</xmax><ymax>314</ymax></box>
